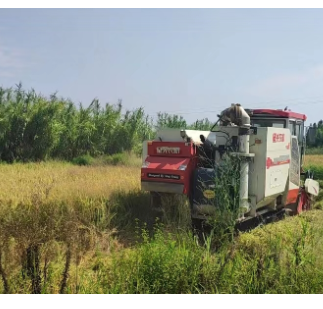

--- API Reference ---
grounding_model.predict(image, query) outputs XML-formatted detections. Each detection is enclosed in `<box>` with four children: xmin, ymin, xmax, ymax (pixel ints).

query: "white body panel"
<box><xmin>184</xmin><ymin>130</ymin><xmax>217</xmax><ymax>145</ymax></box>
<box><xmin>305</xmin><ymin>179</ymin><xmax>319</xmax><ymax>196</ymax></box>
<box><xmin>154</xmin><ymin>128</ymin><xmax>185</xmax><ymax>142</ymax></box>
<box><xmin>154</xmin><ymin>128</ymin><xmax>216</xmax><ymax>145</ymax></box>
<box><xmin>249</xmin><ymin>127</ymin><xmax>291</xmax><ymax>207</ymax></box>
<box><xmin>213</xmin><ymin>126</ymin><xmax>291</xmax><ymax>210</ymax></box>
<box><xmin>141</xmin><ymin>128</ymin><xmax>217</xmax><ymax>164</ymax></box>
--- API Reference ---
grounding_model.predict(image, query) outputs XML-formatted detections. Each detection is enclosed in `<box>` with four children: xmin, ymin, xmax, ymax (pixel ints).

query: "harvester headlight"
<box><xmin>142</xmin><ymin>161</ymin><xmax>150</xmax><ymax>168</ymax></box>
<box><xmin>178</xmin><ymin>165</ymin><xmax>187</xmax><ymax>171</ymax></box>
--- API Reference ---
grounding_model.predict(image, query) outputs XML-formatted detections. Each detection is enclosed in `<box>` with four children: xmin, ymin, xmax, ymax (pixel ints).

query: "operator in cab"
<box><xmin>198</xmin><ymin>134</ymin><xmax>214</xmax><ymax>168</ymax></box>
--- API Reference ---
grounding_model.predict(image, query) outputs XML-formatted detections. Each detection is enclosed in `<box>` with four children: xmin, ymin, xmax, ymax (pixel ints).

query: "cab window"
<box><xmin>296</xmin><ymin>122</ymin><xmax>304</xmax><ymax>143</ymax></box>
<box><xmin>251</xmin><ymin>119</ymin><xmax>286</xmax><ymax>128</ymax></box>
<box><xmin>289</xmin><ymin>120</ymin><xmax>296</xmax><ymax>135</ymax></box>
<box><xmin>290</xmin><ymin>120</ymin><xmax>304</xmax><ymax>143</ymax></box>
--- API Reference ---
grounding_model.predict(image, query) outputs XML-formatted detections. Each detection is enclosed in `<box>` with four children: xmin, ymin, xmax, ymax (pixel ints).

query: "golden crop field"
<box><xmin>0</xmin><ymin>154</ymin><xmax>320</xmax><ymax>205</ymax></box>
<box><xmin>304</xmin><ymin>154</ymin><xmax>323</xmax><ymax>167</ymax></box>
<box><xmin>0</xmin><ymin>161</ymin><xmax>141</xmax><ymax>205</ymax></box>
<box><xmin>0</xmin><ymin>155</ymin><xmax>323</xmax><ymax>294</ymax></box>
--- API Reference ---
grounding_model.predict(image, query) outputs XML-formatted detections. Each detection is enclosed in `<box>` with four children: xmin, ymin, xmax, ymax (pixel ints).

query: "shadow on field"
<box><xmin>108</xmin><ymin>189</ymin><xmax>192</xmax><ymax>245</ymax></box>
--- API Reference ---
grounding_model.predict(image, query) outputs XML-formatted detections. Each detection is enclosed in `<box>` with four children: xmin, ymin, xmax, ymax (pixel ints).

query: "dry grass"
<box><xmin>0</xmin><ymin>161</ymin><xmax>140</xmax><ymax>205</ymax></box>
<box><xmin>0</xmin><ymin>160</ymin><xmax>145</xmax><ymax>294</ymax></box>
<box><xmin>0</xmin><ymin>156</ymin><xmax>322</xmax><ymax>294</ymax></box>
<box><xmin>0</xmin><ymin>154</ymin><xmax>319</xmax><ymax>206</ymax></box>
<box><xmin>304</xmin><ymin>154</ymin><xmax>323</xmax><ymax>167</ymax></box>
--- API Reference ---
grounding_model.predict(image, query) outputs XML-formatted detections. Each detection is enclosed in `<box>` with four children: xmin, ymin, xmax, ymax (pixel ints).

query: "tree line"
<box><xmin>0</xmin><ymin>84</ymin><xmax>212</xmax><ymax>163</ymax></box>
<box><xmin>306</xmin><ymin>121</ymin><xmax>323</xmax><ymax>148</ymax></box>
<box><xmin>2</xmin><ymin>83</ymin><xmax>321</xmax><ymax>164</ymax></box>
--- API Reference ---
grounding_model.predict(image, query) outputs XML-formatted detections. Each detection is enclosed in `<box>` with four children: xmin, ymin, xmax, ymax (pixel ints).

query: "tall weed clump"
<box><xmin>0</xmin><ymin>195</ymin><xmax>114</xmax><ymax>294</ymax></box>
<box><xmin>212</xmin><ymin>155</ymin><xmax>241</xmax><ymax>239</ymax></box>
<box><xmin>73</xmin><ymin>211</ymin><xmax>323</xmax><ymax>294</ymax></box>
<box><xmin>229</xmin><ymin>212</ymin><xmax>323</xmax><ymax>294</ymax></box>
<box><xmin>101</xmin><ymin>226</ymin><xmax>220</xmax><ymax>294</ymax></box>
<box><xmin>193</xmin><ymin>151</ymin><xmax>242</xmax><ymax>248</ymax></box>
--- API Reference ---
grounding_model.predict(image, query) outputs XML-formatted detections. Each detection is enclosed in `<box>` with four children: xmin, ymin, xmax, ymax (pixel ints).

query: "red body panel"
<box><xmin>147</xmin><ymin>141</ymin><xmax>196</xmax><ymax>157</ymax></box>
<box><xmin>144</xmin><ymin>156</ymin><xmax>191</xmax><ymax>170</ymax></box>
<box><xmin>141</xmin><ymin>141</ymin><xmax>198</xmax><ymax>195</ymax></box>
<box><xmin>266</xmin><ymin>157</ymin><xmax>290</xmax><ymax>169</ymax></box>
<box><xmin>286</xmin><ymin>188</ymin><xmax>299</xmax><ymax>204</ymax></box>
<box><xmin>252</xmin><ymin>109</ymin><xmax>307</xmax><ymax>121</ymax></box>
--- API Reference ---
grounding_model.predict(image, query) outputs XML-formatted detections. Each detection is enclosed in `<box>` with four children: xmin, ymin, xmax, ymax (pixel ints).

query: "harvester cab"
<box><xmin>248</xmin><ymin>108</ymin><xmax>307</xmax><ymax>174</ymax></box>
<box><xmin>141</xmin><ymin>104</ymin><xmax>319</xmax><ymax>231</ymax></box>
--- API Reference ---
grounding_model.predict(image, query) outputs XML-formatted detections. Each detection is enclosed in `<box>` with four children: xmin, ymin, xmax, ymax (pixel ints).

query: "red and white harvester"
<box><xmin>140</xmin><ymin>104</ymin><xmax>320</xmax><ymax>231</ymax></box>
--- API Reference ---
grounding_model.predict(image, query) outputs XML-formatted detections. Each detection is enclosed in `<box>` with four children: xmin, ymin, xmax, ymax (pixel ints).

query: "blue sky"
<box><xmin>1</xmin><ymin>8</ymin><xmax>323</xmax><ymax>124</ymax></box>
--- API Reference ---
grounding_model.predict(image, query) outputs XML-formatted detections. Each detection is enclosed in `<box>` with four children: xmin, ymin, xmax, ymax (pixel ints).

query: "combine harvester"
<box><xmin>140</xmin><ymin>104</ymin><xmax>320</xmax><ymax>231</ymax></box>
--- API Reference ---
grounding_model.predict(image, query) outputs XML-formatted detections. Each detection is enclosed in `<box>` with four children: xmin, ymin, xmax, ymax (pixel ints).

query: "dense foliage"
<box><xmin>0</xmin><ymin>84</ymin><xmax>212</xmax><ymax>163</ymax></box>
<box><xmin>3</xmin><ymin>83</ymin><xmax>322</xmax><ymax>164</ymax></box>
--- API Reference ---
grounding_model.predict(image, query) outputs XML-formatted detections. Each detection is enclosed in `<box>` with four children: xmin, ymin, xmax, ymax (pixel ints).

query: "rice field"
<box><xmin>304</xmin><ymin>154</ymin><xmax>323</xmax><ymax>185</ymax></box>
<box><xmin>0</xmin><ymin>154</ymin><xmax>320</xmax><ymax>205</ymax></box>
<box><xmin>304</xmin><ymin>154</ymin><xmax>323</xmax><ymax>167</ymax></box>
<box><xmin>0</xmin><ymin>154</ymin><xmax>323</xmax><ymax>294</ymax></box>
<box><xmin>0</xmin><ymin>161</ymin><xmax>140</xmax><ymax>205</ymax></box>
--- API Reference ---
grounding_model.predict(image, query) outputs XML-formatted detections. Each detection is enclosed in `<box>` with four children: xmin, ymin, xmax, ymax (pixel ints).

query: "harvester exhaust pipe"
<box><xmin>239</xmin><ymin>118</ymin><xmax>250</xmax><ymax>214</ymax></box>
<box><xmin>238</xmin><ymin>105</ymin><xmax>251</xmax><ymax>215</ymax></box>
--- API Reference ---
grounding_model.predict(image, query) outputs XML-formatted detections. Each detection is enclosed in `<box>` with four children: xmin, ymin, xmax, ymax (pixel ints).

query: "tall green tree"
<box><xmin>0</xmin><ymin>84</ymin><xmax>219</xmax><ymax>163</ymax></box>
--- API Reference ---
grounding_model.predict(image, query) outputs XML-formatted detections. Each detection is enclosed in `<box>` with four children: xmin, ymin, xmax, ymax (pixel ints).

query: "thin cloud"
<box><xmin>247</xmin><ymin>65</ymin><xmax>323</xmax><ymax>97</ymax></box>
<box><xmin>0</xmin><ymin>44</ymin><xmax>28</xmax><ymax>78</ymax></box>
